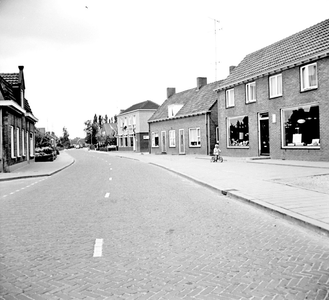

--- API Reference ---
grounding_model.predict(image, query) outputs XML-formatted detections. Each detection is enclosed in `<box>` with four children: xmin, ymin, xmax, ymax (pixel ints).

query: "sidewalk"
<box><xmin>1</xmin><ymin>149</ymin><xmax>329</xmax><ymax>237</ymax></box>
<box><xmin>113</xmin><ymin>152</ymin><xmax>329</xmax><ymax>237</ymax></box>
<box><xmin>0</xmin><ymin>150</ymin><xmax>75</xmax><ymax>181</ymax></box>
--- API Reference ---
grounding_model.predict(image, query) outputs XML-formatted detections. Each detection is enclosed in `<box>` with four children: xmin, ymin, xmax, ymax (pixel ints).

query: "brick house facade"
<box><xmin>0</xmin><ymin>66</ymin><xmax>38</xmax><ymax>172</ymax></box>
<box><xmin>148</xmin><ymin>78</ymin><xmax>220</xmax><ymax>155</ymax></box>
<box><xmin>215</xmin><ymin>19</ymin><xmax>329</xmax><ymax>161</ymax></box>
<box><xmin>117</xmin><ymin>100</ymin><xmax>159</xmax><ymax>152</ymax></box>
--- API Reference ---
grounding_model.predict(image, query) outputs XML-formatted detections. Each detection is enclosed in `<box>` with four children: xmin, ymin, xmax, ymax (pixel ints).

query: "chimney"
<box><xmin>167</xmin><ymin>87</ymin><xmax>176</xmax><ymax>98</ymax></box>
<box><xmin>18</xmin><ymin>66</ymin><xmax>24</xmax><ymax>71</ymax></box>
<box><xmin>229</xmin><ymin>66</ymin><xmax>236</xmax><ymax>74</ymax></box>
<box><xmin>197</xmin><ymin>77</ymin><xmax>207</xmax><ymax>90</ymax></box>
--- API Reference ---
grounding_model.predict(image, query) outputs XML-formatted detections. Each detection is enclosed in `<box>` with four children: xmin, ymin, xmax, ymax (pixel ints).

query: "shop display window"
<box><xmin>227</xmin><ymin>116</ymin><xmax>249</xmax><ymax>147</ymax></box>
<box><xmin>282</xmin><ymin>104</ymin><xmax>320</xmax><ymax>148</ymax></box>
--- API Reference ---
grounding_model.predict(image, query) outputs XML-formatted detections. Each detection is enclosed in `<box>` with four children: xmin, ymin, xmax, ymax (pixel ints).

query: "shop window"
<box><xmin>246</xmin><ymin>82</ymin><xmax>256</xmax><ymax>103</ymax></box>
<box><xmin>226</xmin><ymin>88</ymin><xmax>234</xmax><ymax>108</ymax></box>
<box><xmin>169</xmin><ymin>130</ymin><xmax>176</xmax><ymax>147</ymax></box>
<box><xmin>300</xmin><ymin>63</ymin><xmax>317</xmax><ymax>91</ymax></box>
<box><xmin>124</xmin><ymin>136</ymin><xmax>128</xmax><ymax>147</ymax></box>
<box><xmin>227</xmin><ymin>116</ymin><xmax>249</xmax><ymax>147</ymax></box>
<box><xmin>130</xmin><ymin>136</ymin><xmax>134</xmax><ymax>147</ymax></box>
<box><xmin>282</xmin><ymin>103</ymin><xmax>320</xmax><ymax>148</ymax></box>
<box><xmin>189</xmin><ymin>128</ymin><xmax>201</xmax><ymax>147</ymax></box>
<box><xmin>152</xmin><ymin>132</ymin><xmax>159</xmax><ymax>147</ymax></box>
<box><xmin>269</xmin><ymin>74</ymin><xmax>282</xmax><ymax>98</ymax></box>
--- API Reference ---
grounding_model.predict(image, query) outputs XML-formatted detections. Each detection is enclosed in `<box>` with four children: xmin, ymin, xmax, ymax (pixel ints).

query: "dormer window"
<box><xmin>168</xmin><ymin>104</ymin><xmax>183</xmax><ymax>117</ymax></box>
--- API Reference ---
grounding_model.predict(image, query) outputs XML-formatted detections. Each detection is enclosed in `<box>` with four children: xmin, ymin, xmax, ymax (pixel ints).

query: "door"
<box><xmin>259</xmin><ymin>113</ymin><xmax>270</xmax><ymax>156</ymax></box>
<box><xmin>161</xmin><ymin>131</ymin><xmax>166</xmax><ymax>153</ymax></box>
<box><xmin>179</xmin><ymin>129</ymin><xmax>185</xmax><ymax>154</ymax></box>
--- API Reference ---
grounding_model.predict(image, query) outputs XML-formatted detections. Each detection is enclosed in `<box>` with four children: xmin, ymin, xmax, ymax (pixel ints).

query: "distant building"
<box><xmin>148</xmin><ymin>78</ymin><xmax>220</xmax><ymax>155</ymax></box>
<box><xmin>215</xmin><ymin>19</ymin><xmax>329</xmax><ymax>161</ymax></box>
<box><xmin>98</xmin><ymin>122</ymin><xmax>117</xmax><ymax>147</ymax></box>
<box><xmin>0</xmin><ymin>66</ymin><xmax>38</xmax><ymax>172</ymax></box>
<box><xmin>117</xmin><ymin>100</ymin><xmax>159</xmax><ymax>152</ymax></box>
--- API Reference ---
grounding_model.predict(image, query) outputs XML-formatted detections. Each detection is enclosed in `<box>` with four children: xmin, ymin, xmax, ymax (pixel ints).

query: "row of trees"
<box><xmin>84</xmin><ymin>114</ymin><xmax>117</xmax><ymax>145</ymax></box>
<box><xmin>36</xmin><ymin>127</ymin><xmax>70</xmax><ymax>149</ymax></box>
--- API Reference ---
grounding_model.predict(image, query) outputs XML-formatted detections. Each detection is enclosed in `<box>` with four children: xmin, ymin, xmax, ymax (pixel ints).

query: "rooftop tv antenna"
<box><xmin>209</xmin><ymin>18</ymin><xmax>222</xmax><ymax>81</ymax></box>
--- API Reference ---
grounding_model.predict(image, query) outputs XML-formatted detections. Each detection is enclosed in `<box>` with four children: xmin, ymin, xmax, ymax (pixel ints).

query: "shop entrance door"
<box><xmin>259</xmin><ymin>113</ymin><xmax>270</xmax><ymax>156</ymax></box>
<box><xmin>161</xmin><ymin>131</ymin><xmax>166</xmax><ymax>153</ymax></box>
<box><xmin>179</xmin><ymin>129</ymin><xmax>185</xmax><ymax>154</ymax></box>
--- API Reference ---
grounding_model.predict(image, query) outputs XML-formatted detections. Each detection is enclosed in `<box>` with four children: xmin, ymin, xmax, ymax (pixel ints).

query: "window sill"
<box><xmin>189</xmin><ymin>145</ymin><xmax>201</xmax><ymax>148</ymax></box>
<box><xmin>283</xmin><ymin>146</ymin><xmax>320</xmax><ymax>149</ymax></box>
<box><xmin>227</xmin><ymin>146</ymin><xmax>249</xmax><ymax>149</ymax></box>
<box><xmin>269</xmin><ymin>95</ymin><xmax>282</xmax><ymax>99</ymax></box>
<box><xmin>301</xmin><ymin>86</ymin><xmax>317</xmax><ymax>93</ymax></box>
<box><xmin>169</xmin><ymin>146</ymin><xmax>176</xmax><ymax>148</ymax></box>
<box><xmin>246</xmin><ymin>100</ymin><xmax>256</xmax><ymax>104</ymax></box>
<box><xmin>152</xmin><ymin>146</ymin><xmax>159</xmax><ymax>148</ymax></box>
<box><xmin>226</xmin><ymin>106</ymin><xmax>235</xmax><ymax>109</ymax></box>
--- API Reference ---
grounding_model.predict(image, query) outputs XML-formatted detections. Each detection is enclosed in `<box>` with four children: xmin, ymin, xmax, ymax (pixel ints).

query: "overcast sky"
<box><xmin>0</xmin><ymin>0</ymin><xmax>328</xmax><ymax>138</ymax></box>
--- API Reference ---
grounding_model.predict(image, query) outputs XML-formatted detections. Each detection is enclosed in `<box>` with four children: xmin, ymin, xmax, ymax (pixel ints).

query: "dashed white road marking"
<box><xmin>93</xmin><ymin>239</ymin><xmax>103</xmax><ymax>257</ymax></box>
<box><xmin>105</xmin><ymin>193</ymin><xmax>110</xmax><ymax>198</ymax></box>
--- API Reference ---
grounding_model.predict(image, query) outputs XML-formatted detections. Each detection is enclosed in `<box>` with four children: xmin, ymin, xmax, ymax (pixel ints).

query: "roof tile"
<box><xmin>149</xmin><ymin>80</ymin><xmax>222</xmax><ymax>122</ymax></box>
<box><xmin>220</xmin><ymin>19</ymin><xmax>329</xmax><ymax>88</ymax></box>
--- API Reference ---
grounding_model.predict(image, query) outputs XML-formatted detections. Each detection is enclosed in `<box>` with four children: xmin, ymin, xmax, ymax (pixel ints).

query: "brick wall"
<box><xmin>2</xmin><ymin>109</ymin><xmax>36</xmax><ymax>171</ymax></box>
<box><xmin>217</xmin><ymin>57</ymin><xmax>329</xmax><ymax>161</ymax></box>
<box><xmin>149</xmin><ymin>114</ymin><xmax>209</xmax><ymax>155</ymax></box>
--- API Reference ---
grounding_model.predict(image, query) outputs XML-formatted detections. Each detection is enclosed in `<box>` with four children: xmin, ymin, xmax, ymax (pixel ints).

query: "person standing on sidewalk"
<box><xmin>213</xmin><ymin>143</ymin><xmax>221</xmax><ymax>162</ymax></box>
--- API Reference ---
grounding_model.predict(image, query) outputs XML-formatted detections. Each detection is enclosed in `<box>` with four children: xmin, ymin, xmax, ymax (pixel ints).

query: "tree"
<box><xmin>98</xmin><ymin>115</ymin><xmax>103</xmax><ymax>127</ymax></box>
<box><xmin>60</xmin><ymin>127</ymin><xmax>71</xmax><ymax>149</ymax></box>
<box><xmin>84</xmin><ymin>120</ymin><xmax>99</xmax><ymax>145</ymax></box>
<box><xmin>35</xmin><ymin>131</ymin><xmax>53</xmax><ymax>148</ymax></box>
<box><xmin>114</xmin><ymin>114</ymin><xmax>117</xmax><ymax>123</ymax></box>
<box><xmin>93</xmin><ymin>114</ymin><xmax>98</xmax><ymax>124</ymax></box>
<box><xmin>104</xmin><ymin>114</ymin><xmax>108</xmax><ymax>123</ymax></box>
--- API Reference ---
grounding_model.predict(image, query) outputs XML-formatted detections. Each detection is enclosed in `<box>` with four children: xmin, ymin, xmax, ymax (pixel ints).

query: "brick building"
<box><xmin>0</xmin><ymin>66</ymin><xmax>38</xmax><ymax>172</ymax></box>
<box><xmin>148</xmin><ymin>78</ymin><xmax>220</xmax><ymax>155</ymax></box>
<box><xmin>215</xmin><ymin>19</ymin><xmax>329</xmax><ymax>161</ymax></box>
<box><xmin>117</xmin><ymin>100</ymin><xmax>159</xmax><ymax>152</ymax></box>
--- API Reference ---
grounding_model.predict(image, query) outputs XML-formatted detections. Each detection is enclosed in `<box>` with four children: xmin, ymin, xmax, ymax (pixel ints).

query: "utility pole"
<box><xmin>209</xmin><ymin>18</ymin><xmax>222</xmax><ymax>81</ymax></box>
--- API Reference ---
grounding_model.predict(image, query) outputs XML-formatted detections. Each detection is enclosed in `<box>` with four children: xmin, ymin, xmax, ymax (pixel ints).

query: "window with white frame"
<box><xmin>16</xmin><ymin>128</ymin><xmax>20</xmax><ymax>157</ymax></box>
<box><xmin>22</xmin><ymin>129</ymin><xmax>25</xmax><ymax>156</ymax></box>
<box><xmin>301</xmin><ymin>63</ymin><xmax>317</xmax><ymax>91</ymax></box>
<box><xmin>227</xmin><ymin>116</ymin><xmax>249</xmax><ymax>147</ymax></box>
<box><xmin>269</xmin><ymin>74</ymin><xmax>282</xmax><ymax>98</ymax></box>
<box><xmin>282</xmin><ymin>103</ymin><xmax>320</xmax><ymax>148</ymax></box>
<box><xmin>152</xmin><ymin>132</ymin><xmax>159</xmax><ymax>147</ymax></box>
<box><xmin>226</xmin><ymin>89</ymin><xmax>234</xmax><ymax>108</ymax></box>
<box><xmin>10</xmin><ymin>126</ymin><xmax>15</xmax><ymax>158</ymax></box>
<box><xmin>189</xmin><ymin>128</ymin><xmax>201</xmax><ymax>147</ymax></box>
<box><xmin>29</xmin><ymin>132</ymin><xmax>34</xmax><ymax>157</ymax></box>
<box><xmin>246</xmin><ymin>82</ymin><xmax>256</xmax><ymax>103</ymax></box>
<box><xmin>169</xmin><ymin>130</ymin><xmax>176</xmax><ymax>147</ymax></box>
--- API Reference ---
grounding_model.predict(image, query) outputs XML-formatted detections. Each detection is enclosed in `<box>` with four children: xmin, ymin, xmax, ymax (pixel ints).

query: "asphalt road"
<box><xmin>1</xmin><ymin>149</ymin><xmax>329</xmax><ymax>300</ymax></box>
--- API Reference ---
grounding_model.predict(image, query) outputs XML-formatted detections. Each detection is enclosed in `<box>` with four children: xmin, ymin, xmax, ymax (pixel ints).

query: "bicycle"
<box><xmin>210</xmin><ymin>155</ymin><xmax>223</xmax><ymax>163</ymax></box>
